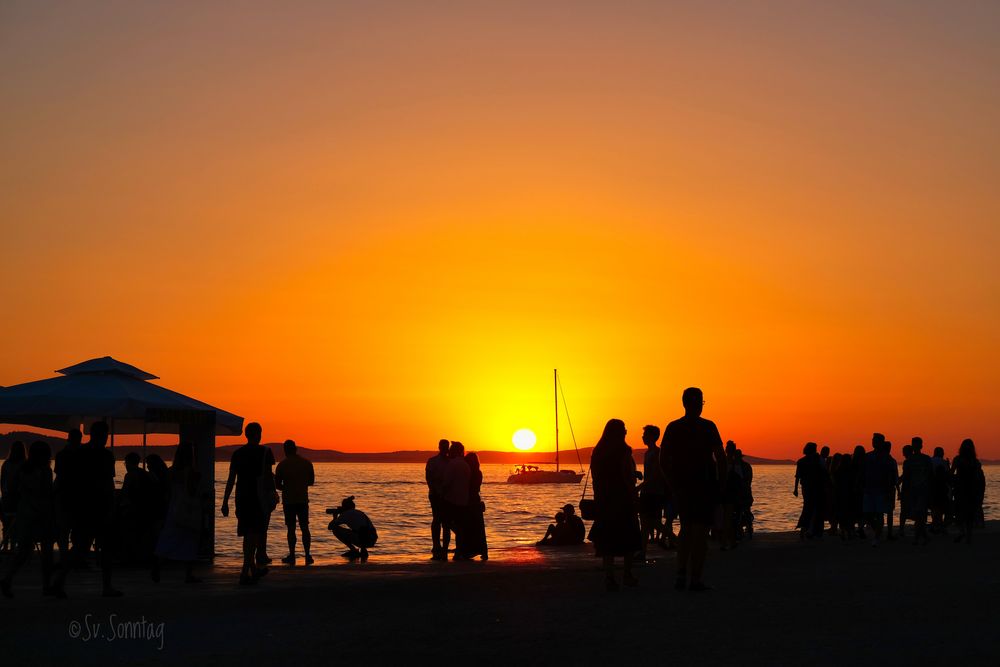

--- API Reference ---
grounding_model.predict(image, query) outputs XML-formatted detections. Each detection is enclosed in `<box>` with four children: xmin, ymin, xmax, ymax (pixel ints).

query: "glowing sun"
<box><xmin>512</xmin><ymin>428</ymin><xmax>537</xmax><ymax>451</ymax></box>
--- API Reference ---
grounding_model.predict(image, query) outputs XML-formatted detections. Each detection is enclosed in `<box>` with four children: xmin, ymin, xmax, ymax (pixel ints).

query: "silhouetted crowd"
<box><xmin>0</xmin><ymin>403</ymin><xmax>990</xmax><ymax>599</ymax></box>
<box><xmin>794</xmin><ymin>434</ymin><xmax>987</xmax><ymax>546</ymax></box>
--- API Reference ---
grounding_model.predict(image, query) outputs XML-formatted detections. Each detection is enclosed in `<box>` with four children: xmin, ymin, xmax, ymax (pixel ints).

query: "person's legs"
<box><xmin>240</xmin><ymin>534</ymin><xmax>255</xmax><ymax>582</ymax></box>
<box><xmin>676</xmin><ymin>519</ymin><xmax>691</xmax><ymax>586</ymax></box>
<box><xmin>96</xmin><ymin>519</ymin><xmax>121</xmax><ymax>597</ymax></box>
<box><xmin>0</xmin><ymin>540</ymin><xmax>31</xmax><ymax>596</ymax></box>
<box><xmin>258</xmin><ymin>511</ymin><xmax>272</xmax><ymax>565</ymax></box>
<box><xmin>283</xmin><ymin>505</ymin><xmax>297</xmax><ymax>561</ymax></box>
<box><xmin>868</xmin><ymin>512</ymin><xmax>883</xmax><ymax>545</ymax></box>
<box><xmin>887</xmin><ymin>500</ymin><xmax>896</xmax><ymax>539</ymax></box>
<box><xmin>623</xmin><ymin>552</ymin><xmax>637</xmax><ymax>586</ymax></box>
<box><xmin>430</xmin><ymin>495</ymin><xmax>442</xmax><ymax>556</ymax></box>
<box><xmin>914</xmin><ymin>511</ymin><xmax>927</xmax><ymax>544</ymax></box>
<box><xmin>602</xmin><ymin>555</ymin><xmax>617</xmax><ymax>590</ymax></box>
<box><xmin>638</xmin><ymin>510</ymin><xmax>651</xmax><ymax>557</ymax></box>
<box><xmin>721</xmin><ymin>503</ymin><xmax>735</xmax><ymax>548</ymax></box>
<box><xmin>689</xmin><ymin>523</ymin><xmax>710</xmax><ymax>587</ymax></box>
<box><xmin>332</xmin><ymin>525</ymin><xmax>360</xmax><ymax>556</ymax></box>
<box><xmin>299</xmin><ymin>506</ymin><xmax>311</xmax><ymax>561</ymax></box>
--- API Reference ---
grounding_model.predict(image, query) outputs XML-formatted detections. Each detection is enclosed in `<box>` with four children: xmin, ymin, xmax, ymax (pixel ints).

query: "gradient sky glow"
<box><xmin>2</xmin><ymin>2</ymin><xmax>998</xmax><ymax>457</ymax></box>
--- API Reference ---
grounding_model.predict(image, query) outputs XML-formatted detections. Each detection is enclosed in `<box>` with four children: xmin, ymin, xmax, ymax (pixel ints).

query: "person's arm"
<box><xmin>658</xmin><ymin>426</ymin><xmax>673</xmax><ymax>493</ymax></box>
<box><xmin>274</xmin><ymin>463</ymin><xmax>284</xmax><ymax>492</ymax></box>
<box><xmin>793</xmin><ymin>463</ymin><xmax>800</xmax><ymax>496</ymax></box>
<box><xmin>308</xmin><ymin>461</ymin><xmax>315</xmax><ymax>487</ymax></box>
<box><xmin>221</xmin><ymin>457</ymin><xmax>237</xmax><ymax>516</ymax></box>
<box><xmin>712</xmin><ymin>427</ymin><xmax>727</xmax><ymax>493</ymax></box>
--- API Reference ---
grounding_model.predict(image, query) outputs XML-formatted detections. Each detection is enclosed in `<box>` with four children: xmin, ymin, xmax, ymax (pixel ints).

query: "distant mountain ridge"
<box><xmin>0</xmin><ymin>431</ymin><xmax>794</xmax><ymax>464</ymax></box>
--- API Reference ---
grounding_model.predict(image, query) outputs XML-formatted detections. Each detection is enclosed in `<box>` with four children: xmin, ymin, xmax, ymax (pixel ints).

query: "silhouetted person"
<box><xmin>720</xmin><ymin>440</ymin><xmax>740</xmax><ymax>549</ymax></box>
<box><xmin>660</xmin><ymin>387</ymin><xmax>726</xmax><ymax>592</ymax></box>
<box><xmin>901</xmin><ymin>437</ymin><xmax>932</xmax><ymax>545</ymax></box>
<box><xmin>222</xmin><ymin>422</ymin><xmax>276</xmax><ymax>585</ymax></box>
<box><xmin>457</xmin><ymin>451</ymin><xmax>488</xmax><ymax>560</ymax></box>
<box><xmin>951</xmin><ymin>439</ymin><xmax>985</xmax><ymax>545</ymax></box>
<box><xmin>70</xmin><ymin>421</ymin><xmax>121</xmax><ymax>596</ymax></box>
<box><xmin>832</xmin><ymin>453</ymin><xmax>856</xmax><ymax>540</ymax></box>
<box><xmin>1</xmin><ymin>441</ymin><xmax>65</xmax><ymax>599</ymax></box>
<box><xmin>119</xmin><ymin>451</ymin><xmax>155</xmax><ymax>564</ymax></box>
<box><xmin>145</xmin><ymin>454</ymin><xmax>171</xmax><ymax>566</ymax></box>
<box><xmin>329</xmin><ymin>496</ymin><xmax>377</xmax><ymax>560</ymax></box>
<box><xmin>273</xmin><ymin>440</ymin><xmax>315</xmax><ymax>565</ymax></box>
<box><xmin>820</xmin><ymin>445</ymin><xmax>835</xmax><ymax>534</ymax></box>
<box><xmin>425</xmin><ymin>439</ymin><xmax>451</xmax><ymax>560</ymax></box>
<box><xmin>442</xmin><ymin>441</ymin><xmax>470</xmax><ymax>560</ymax></box>
<box><xmin>563</xmin><ymin>503</ymin><xmax>585</xmax><ymax>544</ymax></box>
<box><xmin>884</xmin><ymin>440</ymin><xmax>900</xmax><ymax>540</ymax></box>
<box><xmin>929</xmin><ymin>446</ymin><xmax>950</xmax><ymax>533</ymax></box>
<box><xmin>898</xmin><ymin>444</ymin><xmax>914</xmax><ymax>538</ymax></box>
<box><xmin>851</xmin><ymin>445</ymin><xmax>867</xmax><ymax>538</ymax></box>
<box><xmin>794</xmin><ymin>442</ymin><xmax>825</xmax><ymax>540</ymax></box>
<box><xmin>734</xmin><ymin>449</ymin><xmax>754</xmax><ymax>540</ymax></box>
<box><xmin>1</xmin><ymin>440</ymin><xmax>26</xmax><ymax>552</ymax></box>
<box><xmin>53</xmin><ymin>429</ymin><xmax>82</xmax><ymax>564</ymax></box>
<box><xmin>638</xmin><ymin>425</ymin><xmax>667</xmax><ymax>558</ymax></box>
<box><xmin>537</xmin><ymin>512</ymin><xmax>568</xmax><ymax>546</ymax></box>
<box><xmin>862</xmin><ymin>433</ymin><xmax>897</xmax><ymax>547</ymax></box>
<box><xmin>152</xmin><ymin>442</ymin><xmax>203</xmax><ymax>583</ymax></box>
<box><xmin>591</xmin><ymin>418</ymin><xmax>640</xmax><ymax>591</ymax></box>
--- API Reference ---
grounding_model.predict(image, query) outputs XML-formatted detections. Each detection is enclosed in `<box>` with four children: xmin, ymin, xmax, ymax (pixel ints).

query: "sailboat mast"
<box><xmin>554</xmin><ymin>368</ymin><xmax>559</xmax><ymax>472</ymax></box>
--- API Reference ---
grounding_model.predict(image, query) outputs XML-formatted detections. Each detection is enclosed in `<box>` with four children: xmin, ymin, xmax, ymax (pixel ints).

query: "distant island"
<box><xmin>0</xmin><ymin>431</ymin><xmax>795</xmax><ymax>465</ymax></box>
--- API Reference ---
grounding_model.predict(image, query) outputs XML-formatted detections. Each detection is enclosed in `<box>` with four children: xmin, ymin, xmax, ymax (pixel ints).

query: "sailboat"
<box><xmin>506</xmin><ymin>370</ymin><xmax>584</xmax><ymax>484</ymax></box>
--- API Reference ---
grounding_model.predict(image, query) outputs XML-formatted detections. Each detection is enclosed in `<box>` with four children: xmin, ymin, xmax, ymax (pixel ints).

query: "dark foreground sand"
<box><xmin>3</xmin><ymin>524</ymin><xmax>999</xmax><ymax>667</ymax></box>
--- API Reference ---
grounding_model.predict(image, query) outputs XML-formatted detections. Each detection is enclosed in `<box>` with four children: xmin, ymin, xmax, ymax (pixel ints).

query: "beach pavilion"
<box><xmin>0</xmin><ymin>356</ymin><xmax>244</xmax><ymax>557</ymax></box>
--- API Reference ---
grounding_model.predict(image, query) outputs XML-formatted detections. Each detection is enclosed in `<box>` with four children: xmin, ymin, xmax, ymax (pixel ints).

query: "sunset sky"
<box><xmin>2</xmin><ymin>2</ymin><xmax>998</xmax><ymax>458</ymax></box>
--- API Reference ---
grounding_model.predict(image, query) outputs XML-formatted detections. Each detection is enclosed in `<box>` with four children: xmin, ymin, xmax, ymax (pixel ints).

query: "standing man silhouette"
<box><xmin>222</xmin><ymin>422</ymin><xmax>275</xmax><ymax>585</ymax></box>
<box><xmin>660</xmin><ymin>387</ymin><xmax>726</xmax><ymax>591</ymax></box>
<box><xmin>425</xmin><ymin>439</ymin><xmax>451</xmax><ymax>560</ymax></box>
<box><xmin>275</xmin><ymin>440</ymin><xmax>315</xmax><ymax>565</ymax></box>
<box><xmin>72</xmin><ymin>421</ymin><xmax>122</xmax><ymax>597</ymax></box>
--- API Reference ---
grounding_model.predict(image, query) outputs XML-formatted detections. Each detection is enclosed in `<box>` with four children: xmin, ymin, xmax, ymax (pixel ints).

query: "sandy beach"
<box><xmin>4</xmin><ymin>523</ymin><xmax>998</xmax><ymax>667</ymax></box>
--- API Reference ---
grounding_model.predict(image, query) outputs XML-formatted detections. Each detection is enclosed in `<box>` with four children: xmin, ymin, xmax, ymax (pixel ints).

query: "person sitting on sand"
<box><xmin>329</xmin><ymin>496</ymin><xmax>378</xmax><ymax>561</ymax></box>
<box><xmin>537</xmin><ymin>504</ymin><xmax>585</xmax><ymax>546</ymax></box>
<box><xmin>537</xmin><ymin>512</ymin><xmax>568</xmax><ymax>546</ymax></box>
<box><xmin>275</xmin><ymin>440</ymin><xmax>315</xmax><ymax>565</ymax></box>
<box><xmin>562</xmin><ymin>504</ymin><xmax>585</xmax><ymax>544</ymax></box>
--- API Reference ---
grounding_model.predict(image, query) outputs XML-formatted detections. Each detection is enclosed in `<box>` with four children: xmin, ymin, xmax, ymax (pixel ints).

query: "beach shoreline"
<box><xmin>4</xmin><ymin>522</ymin><xmax>998</xmax><ymax>666</ymax></box>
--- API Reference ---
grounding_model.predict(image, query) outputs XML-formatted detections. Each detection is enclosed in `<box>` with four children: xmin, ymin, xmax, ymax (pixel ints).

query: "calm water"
<box><xmin>116</xmin><ymin>462</ymin><xmax>999</xmax><ymax>564</ymax></box>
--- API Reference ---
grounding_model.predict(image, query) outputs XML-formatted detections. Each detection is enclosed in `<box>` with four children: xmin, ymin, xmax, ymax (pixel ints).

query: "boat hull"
<box><xmin>506</xmin><ymin>470</ymin><xmax>583</xmax><ymax>484</ymax></box>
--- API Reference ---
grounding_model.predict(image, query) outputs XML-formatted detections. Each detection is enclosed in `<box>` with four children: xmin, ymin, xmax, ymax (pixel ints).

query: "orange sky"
<box><xmin>2</xmin><ymin>3</ymin><xmax>998</xmax><ymax>458</ymax></box>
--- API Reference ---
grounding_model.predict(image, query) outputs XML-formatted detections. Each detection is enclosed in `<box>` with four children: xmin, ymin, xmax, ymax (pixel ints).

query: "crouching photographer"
<box><xmin>327</xmin><ymin>496</ymin><xmax>378</xmax><ymax>561</ymax></box>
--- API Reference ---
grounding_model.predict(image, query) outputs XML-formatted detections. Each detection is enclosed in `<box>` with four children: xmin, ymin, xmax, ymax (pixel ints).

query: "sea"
<box><xmin>115</xmin><ymin>462</ymin><xmax>999</xmax><ymax>565</ymax></box>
